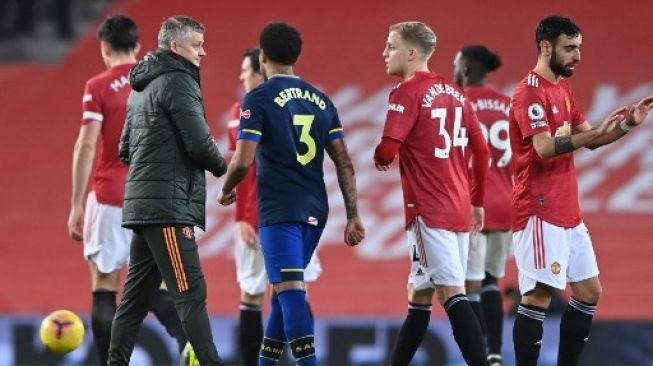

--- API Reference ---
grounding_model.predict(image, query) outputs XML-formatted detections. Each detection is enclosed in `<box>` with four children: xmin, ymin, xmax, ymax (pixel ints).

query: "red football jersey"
<box><xmin>81</xmin><ymin>63</ymin><xmax>135</xmax><ymax>206</ymax></box>
<box><xmin>466</xmin><ymin>86</ymin><xmax>513</xmax><ymax>230</ymax></box>
<box><xmin>509</xmin><ymin>71</ymin><xmax>586</xmax><ymax>230</ymax></box>
<box><xmin>382</xmin><ymin>72</ymin><xmax>488</xmax><ymax>231</ymax></box>
<box><xmin>228</xmin><ymin>102</ymin><xmax>258</xmax><ymax>229</ymax></box>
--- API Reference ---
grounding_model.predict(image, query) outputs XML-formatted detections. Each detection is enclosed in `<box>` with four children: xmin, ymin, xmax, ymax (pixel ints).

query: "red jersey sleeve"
<box><xmin>512</xmin><ymin>87</ymin><xmax>550</xmax><ymax>139</ymax></box>
<box><xmin>465</xmin><ymin>102</ymin><xmax>490</xmax><ymax>207</ymax></box>
<box><xmin>81</xmin><ymin>80</ymin><xmax>103</xmax><ymax>125</ymax></box>
<box><xmin>382</xmin><ymin>85</ymin><xmax>419</xmax><ymax>142</ymax></box>
<box><xmin>373</xmin><ymin>137</ymin><xmax>402</xmax><ymax>165</ymax></box>
<box><xmin>227</xmin><ymin>102</ymin><xmax>240</xmax><ymax>151</ymax></box>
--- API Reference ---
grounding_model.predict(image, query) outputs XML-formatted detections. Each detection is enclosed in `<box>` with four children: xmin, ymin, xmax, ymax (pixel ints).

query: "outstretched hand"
<box><xmin>626</xmin><ymin>95</ymin><xmax>653</xmax><ymax>128</ymax></box>
<box><xmin>344</xmin><ymin>216</ymin><xmax>365</xmax><ymax>247</ymax></box>
<box><xmin>596</xmin><ymin>106</ymin><xmax>627</xmax><ymax>135</ymax></box>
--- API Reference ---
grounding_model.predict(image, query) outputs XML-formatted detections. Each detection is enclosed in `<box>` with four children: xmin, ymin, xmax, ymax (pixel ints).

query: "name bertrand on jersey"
<box><xmin>472</xmin><ymin>98</ymin><xmax>510</xmax><ymax>115</ymax></box>
<box><xmin>421</xmin><ymin>82</ymin><xmax>466</xmax><ymax>108</ymax></box>
<box><xmin>274</xmin><ymin>87</ymin><xmax>326</xmax><ymax>110</ymax></box>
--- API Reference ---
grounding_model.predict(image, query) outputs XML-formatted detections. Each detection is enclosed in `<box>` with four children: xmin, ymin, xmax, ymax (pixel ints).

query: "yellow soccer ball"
<box><xmin>180</xmin><ymin>342</ymin><xmax>200</xmax><ymax>366</ymax></box>
<box><xmin>39</xmin><ymin>310</ymin><xmax>85</xmax><ymax>354</ymax></box>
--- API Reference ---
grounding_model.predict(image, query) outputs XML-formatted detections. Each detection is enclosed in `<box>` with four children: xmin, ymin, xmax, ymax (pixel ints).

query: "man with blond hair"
<box><xmin>374</xmin><ymin>21</ymin><xmax>489</xmax><ymax>366</ymax></box>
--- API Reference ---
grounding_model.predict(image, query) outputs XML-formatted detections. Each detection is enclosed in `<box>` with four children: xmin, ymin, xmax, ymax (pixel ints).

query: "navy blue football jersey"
<box><xmin>238</xmin><ymin>75</ymin><xmax>344</xmax><ymax>227</ymax></box>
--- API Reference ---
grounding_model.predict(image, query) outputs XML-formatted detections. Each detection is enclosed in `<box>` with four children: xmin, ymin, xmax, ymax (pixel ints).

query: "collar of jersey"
<box><xmin>268</xmin><ymin>74</ymin><xmax>300</xmax><ymax>79</ymax></box>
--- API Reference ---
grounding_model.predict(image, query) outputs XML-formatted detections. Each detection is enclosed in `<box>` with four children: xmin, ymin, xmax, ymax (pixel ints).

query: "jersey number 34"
<box><xmin>432</xmin><ymin>107</ymin><xmax>468</xmax><ymax>159</ymax></box>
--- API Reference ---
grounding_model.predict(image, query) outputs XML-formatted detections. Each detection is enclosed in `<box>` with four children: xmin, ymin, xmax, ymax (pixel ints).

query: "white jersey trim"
<box><xmin>82</xmin><ymin>111</ymin><xmax>104</xmax><ymax>122</ymax></box>
<box><xmin>82</xmin><ymin>94</ymin><xmax>93</xmax><ymax>103</ymax></box>
<box><xmin>527</xmin><ymin>74</ymin><xmax>540</xmax><ymax>88</ymax></box>
<box><xmin>227</xmin><ymin>119</ymin><xmax>240</xmax><ymax>128</ymax></box>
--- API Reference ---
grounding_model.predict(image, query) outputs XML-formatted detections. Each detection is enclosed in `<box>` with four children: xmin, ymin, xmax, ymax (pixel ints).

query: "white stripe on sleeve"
<box><xmin>82</xmin><ymin>111</ymin><xmax>104</xmax><ymax>122</ymax></box>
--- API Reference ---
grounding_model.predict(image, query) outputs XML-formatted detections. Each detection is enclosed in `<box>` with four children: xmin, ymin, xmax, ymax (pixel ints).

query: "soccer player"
<box><xmin>374</xmin><ymin>21</ymin><xmax>490</xmax><ymax>366</ymax></box>
<box><xmin>107</xmin><ymin>16</ymin><xmax>227</xmax><ymax>366</ymax></box>
<box><xmin>453</xmin><ymin>44</ymin><xmax>512</xmax><ymax>366</ymax></box>
<box><xmin>509</xmin><ymin>15</ymin><xmax>653</xmax><ymax>366</ymax></box>
<box><xmin>227</xmin><ymin>47</ymin><xmax>323</xmax><ymax>366</ymax></box>
<box><xmin>66</xmin><ymin>15</ymin><xmax>187</xmax><ymax>365</ymax></box>
<box><xmin>218</xmin><ymin>22</ymin><xmax>365</xmax><ymax>366</ymax></box>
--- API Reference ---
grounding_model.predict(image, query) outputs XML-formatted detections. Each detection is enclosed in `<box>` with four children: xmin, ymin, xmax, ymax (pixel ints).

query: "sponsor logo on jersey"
<box><xmin>551</xmin><ymin>261</ymin><xmax>561</xmax><ymax>275</ymax></box>
<box><xmin>530</xmin><ymin>121</ymin><xmax>547</xmax><ymax>129</ymax></box>
<box><xmin>307</xmin><ymin>216</ymin><xmax>319</xmax><ymax>226</ymax></box>
<box><xmin>240</xmin><ymin>109</ymin><xmax>251</xmax><ymax>119</ymax></box>
<box><xmin>555</xmin><ymin>121</ymin><xmax>572</xmax><ymax>137</ymax></box>
<box><xmin>182</xmin><ymin>226</ymin><xmax>194</xmax><ymax>240</ymax></box>
<box><xmin>388</xmin><ymin>103</ymin><xmax>405</xmax><ymax>113</ymax></box>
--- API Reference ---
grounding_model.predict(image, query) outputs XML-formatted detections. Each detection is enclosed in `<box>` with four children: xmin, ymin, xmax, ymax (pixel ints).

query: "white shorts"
<box><xmin>234</xmin><ymin>227</ymin><xmax>322</xmax><ymax>295</ymax></box>
<box><xmin>513</xmin><ymin>216</ymin><xmax>599</xmax><ymax>295</ymax></box>
<box><xmin>83</xmin><ymin>191</ymin><xmax>132</xmax><ymax>274</ymax></box>
<box><xmin>466</xmin><ymin>230</ymin><xmax>512</xmax><ymax>281</ymax></box>
<box><xmin>407</xmin><ymin>216</ymin><xmax>469</xmax><ymax>290</ymax></box>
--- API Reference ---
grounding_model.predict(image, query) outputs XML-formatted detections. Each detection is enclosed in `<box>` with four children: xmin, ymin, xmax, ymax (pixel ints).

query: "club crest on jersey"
<box><xmin>551</xmin><ymin>261</ymin><xmax>561</xmax><ymax>275</ymax></box>
<box><xmin>240</xmin><ymin>108</ymin><xmax>252</xmax><ymax>119</ymax></box>
<box><xmin>388</xmin><ymin>103</ymin><xmax>405</xmax><ymax>113</ymax></box>
<box><xmin>182</xmin><ymin>226</ymin><xmax>194</xmax><ymax>239</ymax></box>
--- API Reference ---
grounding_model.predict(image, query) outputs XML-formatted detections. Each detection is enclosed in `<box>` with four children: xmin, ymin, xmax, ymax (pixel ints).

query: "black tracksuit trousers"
<box><xmin>108</xmin><ymin>224</ymin><xmax>222</xmax><ymax>365</ymax></box>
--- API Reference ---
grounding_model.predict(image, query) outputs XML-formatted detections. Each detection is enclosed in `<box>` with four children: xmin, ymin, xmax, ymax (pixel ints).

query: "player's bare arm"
<box><xmin>531</xmin><ymin>108</ymin><xmax>624</xmax><ymax>158</ymax></box>
<box><xmin>326</xmin><ymin>138</ymin><xmax>365</xmax><ymax>246</ymax></box>
<box><xmin>218</xmin><ymin>139</ymin><xmax>257</xmax><ymax>206</ymax></box>
<box><xmin>67</xmin><ymin>122</ymin><xmax>102</xmax><ymax>241</ymax></box>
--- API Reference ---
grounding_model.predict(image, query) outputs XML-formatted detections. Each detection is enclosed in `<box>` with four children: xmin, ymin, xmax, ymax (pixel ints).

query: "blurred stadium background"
<box><xmin>0</xmin><ymin>0</ymin><xmax>651</xmax><ymax>365</ymax></box>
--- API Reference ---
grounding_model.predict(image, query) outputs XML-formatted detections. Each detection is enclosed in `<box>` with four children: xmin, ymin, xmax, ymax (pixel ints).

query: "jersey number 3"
<box><xmin>432</xmin><ymin>107</ymin><xmax>468</xmax><ymax>159</ymax></box>
<box><xmin>294</xmin><ymin>114</ymin><xmax>316</xmax><ymax>165</ymax></box>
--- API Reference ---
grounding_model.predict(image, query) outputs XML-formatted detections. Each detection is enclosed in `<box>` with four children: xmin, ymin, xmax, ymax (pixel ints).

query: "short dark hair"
<box><xmin>97</xmin><ymin>14</ymin><xmax>138</xmax><ymax>53</ymax></box>
<box><xmin>243</xmin><ymin>47</ymin><xmax>261</xmax><ymax>73</ymax></box>
<box><xmin>460</xmin><ymin>45</ymin><xmax>502</xmax><ymax>73</ymax></box>
<box><xmin>536</xmin><ymin>15</ymin><xmax>581</xmax><ymax>51</ymax></box>
<box><xmin>259</xmin><ymin>22</ymin><xmax>302</xmax><ymax>65</ymax></box>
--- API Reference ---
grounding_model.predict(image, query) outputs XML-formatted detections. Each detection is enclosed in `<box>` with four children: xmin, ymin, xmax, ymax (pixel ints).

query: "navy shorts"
<box><xmin>259</xmin><ymin>222</ymin><xmax>323</xmax><ymax>283</ymax></box>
